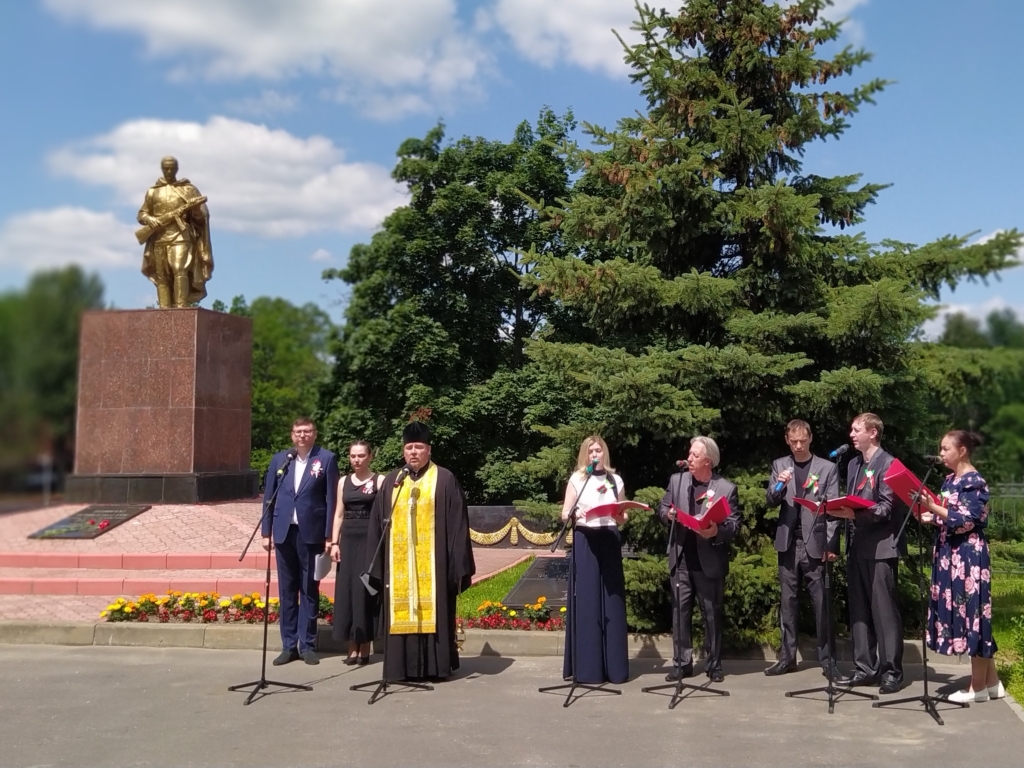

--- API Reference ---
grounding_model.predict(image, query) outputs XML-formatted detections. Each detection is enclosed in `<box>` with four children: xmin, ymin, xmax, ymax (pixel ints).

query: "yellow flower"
<box><xmin>220</xmin><ymin>599</ymin><xmax>230</xmax><ymax>607</ymax></box>
<box><xmin>269</xmin><ymin>598</ymin><xmax>280</xmax><ymax>605</ymax></box>
<box><xmin>232</xmin><ymin>594</ymin><xmax>243</xmax><ymax>600</ymax></box>
<box><xmin>125</xmin><ymin>605</ymin><xmax>134</xmax><ymax>613</ymax></box>
<box><xmin>256</xmin><ymin>601</ymin><xmax>265</xmax><ymax>609</ymax></box>
<box><xmin>242</xmin><ymin>597</ymin><xmax>252</xmax><ymax>606</ymax></box>
<box><xmin>251</xmin><ymin>592</ymin><xmax>260</xmax><ymax>598</ymax></box>
<box><xmin>99</xmin><ymin>611</ymin><xmax>107</xmax><ymax>618</ymax></box>
<box><xmin>560</xmin><ymin>607</ymin><xmax>567</xmax><ymax>613</ymax></box>
<box><xmin>538</xmin><ymin>596</ymin><xmax>547</xmax><ymax>603</ymax></box>
<box><xmin>508</xmin><ymin>610</ymin><xmax>517</xmax><ymax>617</ymax></box>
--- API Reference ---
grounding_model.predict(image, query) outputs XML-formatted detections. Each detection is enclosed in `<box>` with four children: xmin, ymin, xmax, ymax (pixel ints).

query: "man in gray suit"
<box><xmin>657</xmin><ymin>436</ymin><xmax>741</xmax><ymax>683</ymax></box>
<box><xmin>832</xmin><ymin>413</ymin><xmax>906</xmax><ymax>695</ymax></box>
<box><xmin>764</xmin><ymin>420</ymin><xmax>840</xmax><ymax>677</ymax></box>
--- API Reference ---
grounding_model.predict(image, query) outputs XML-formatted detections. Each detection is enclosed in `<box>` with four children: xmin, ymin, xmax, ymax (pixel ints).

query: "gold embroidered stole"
<box><xmin>388</xmin><ymin>464</ymin><xmax>438</xmax><ymax>634</ymax></box>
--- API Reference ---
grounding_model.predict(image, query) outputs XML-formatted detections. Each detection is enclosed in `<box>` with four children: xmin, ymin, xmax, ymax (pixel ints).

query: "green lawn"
<box><xmin>993</xmin><ymin>572</ymin><xmax>1024</xmax><ymax>662</ymax></box>
<box><xmin>456</xmin><ymin>556</ymin><xmax>534</xmax><ymax>619</ymax></box>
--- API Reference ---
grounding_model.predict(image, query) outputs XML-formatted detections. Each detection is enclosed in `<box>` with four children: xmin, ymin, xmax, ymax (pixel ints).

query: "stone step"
<box><xmin>0</xmin><ymin>551</ymin><xmax>271</xmax><ymax>570</ymax></box>
<box><xmin>0</xmin><ymin>567</ymin><xmax>326</xmax><ymax>597</ymax></box>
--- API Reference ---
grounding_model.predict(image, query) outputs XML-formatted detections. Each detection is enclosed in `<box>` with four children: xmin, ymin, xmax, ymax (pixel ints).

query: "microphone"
<box><xmin>394</xmin><ymin>466</ymin><xmax>411</xmax><ymax>487</ymax></box>
<box><xmin>924</xmin><ymin>455</ymin><xmax>944</xmax><ymax>464</ymax></box>
<box><xmin>828</xmin><ymin>444</ymin><xmax>849</xmax><ymax>459</ymax></box>
<box><xmin>773</xmin><ymin>459</ymin><xmax>793</xmax><ymax>493</ymax></box>
<box><xmin>675</xmin><ymin>459</ymin><xmax>689</xmax><ymax>470</ymax></box>
<box><xmin>275</xmin><ymin>448</ymin><xmax>298</xmax><ymax>476</ymax></box>
<box><xmin>585</xmin><ymin>459</ymin><xmax>599</xmax><ymax>475</ymax></box>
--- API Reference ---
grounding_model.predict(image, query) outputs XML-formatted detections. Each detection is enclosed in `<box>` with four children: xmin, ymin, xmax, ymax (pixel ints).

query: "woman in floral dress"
<box><xmin>919</xmin><ymin>430</ymin><xmax>1003</xmax><ymax>703</ymax></box>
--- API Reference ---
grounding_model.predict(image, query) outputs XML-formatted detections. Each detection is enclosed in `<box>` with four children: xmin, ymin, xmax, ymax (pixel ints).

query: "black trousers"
<box><xmin>671</xmin><ymin>566</ymin><xmax>724</xmax><ymax>673</ymax></box>
<box><xmin>778</xmin><ymin>538</ymin><xmax>831</xmax><ymax>665</ymax></box>
<box><xmin>847</xmin><ymin>556</ymin><xmax>904</xmax><ymax>681</ymax></box>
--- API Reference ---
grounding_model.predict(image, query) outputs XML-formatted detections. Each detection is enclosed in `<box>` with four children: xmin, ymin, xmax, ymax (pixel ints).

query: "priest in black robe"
<box><xmin>365</xmin><ymin>421</ymin><xmax>475</xmax><ymax>681</ymax></box>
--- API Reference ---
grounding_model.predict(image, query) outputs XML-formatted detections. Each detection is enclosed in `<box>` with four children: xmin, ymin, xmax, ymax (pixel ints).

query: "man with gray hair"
<box><xmin>657</xmin><ymin>436</ymin><xmax>741</xmax><ymax>682</ymax></box>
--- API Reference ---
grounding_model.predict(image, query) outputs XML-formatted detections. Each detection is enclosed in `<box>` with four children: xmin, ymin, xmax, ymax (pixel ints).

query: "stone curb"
<box><xmin>0</xmin><ymin>621</ymin><xmax>950</xmax><ymax>663</ymax></box>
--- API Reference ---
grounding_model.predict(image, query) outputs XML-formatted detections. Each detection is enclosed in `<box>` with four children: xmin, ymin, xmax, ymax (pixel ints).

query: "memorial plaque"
<box><xmin>28</xmin><ymin>505</ymin><xmax>151</xmax><ymax>539</ymax></box>
<box><xmin>502</xmin><ymin>556</ymin><xmax>570</xmax><ymax>608</ymax></box>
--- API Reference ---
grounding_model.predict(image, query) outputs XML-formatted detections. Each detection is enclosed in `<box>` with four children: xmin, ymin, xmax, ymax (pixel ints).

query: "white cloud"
<box><xmin>310</xmin><ymin>248</ymin><xmax>332</xmax><ymax>262</ymax></box>
<box><xmin>226</xmin><ymin>89</ymin><xmax>299</xmax><ymax>117</ymax></box>
<box><xmin>0</xmin><ymin>208</ymin><xmax>136</xmax><ymax>270</ymax></box>
<box><xmin>43</xmin><ymin>0</ymin><xmax>486</xmax><ymax>118</ymax></box>
<box><xmin>486</xmin><ymin>0</ymin><xmax>871</xmax><ymax>78</ymax></box>
<box><xmin>486</xmin><ymin>0</ymin><xmax>639</xmax><ymax>77</ymax></box>
<box><xmin>48</xmin><ymin>116</ymin><xmax>407</xmax><ymax>238</ymax></box>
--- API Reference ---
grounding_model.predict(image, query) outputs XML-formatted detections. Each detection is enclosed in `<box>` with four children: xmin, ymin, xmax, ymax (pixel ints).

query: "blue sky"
<box><xmin>1</xmin><ymin>0</ymin><xmax>1021</xmax><ymax>333</ymax></box>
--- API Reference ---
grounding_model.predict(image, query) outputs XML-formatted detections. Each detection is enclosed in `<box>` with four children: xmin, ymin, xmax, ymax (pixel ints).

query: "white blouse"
<box><xmin>567</xmin><ymin>471</ymin><xmax>624</xmax><ymax>528</ymax></box>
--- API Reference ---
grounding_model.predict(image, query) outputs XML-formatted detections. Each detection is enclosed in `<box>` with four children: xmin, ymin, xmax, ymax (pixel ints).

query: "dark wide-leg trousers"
<box><xmin>847</xmin><ymin>555</ymin><xmax>904</xmax><ymax>681</ymax></box>
<box><xmin>671</xmin><ymin>567</ymin><xmax>725</xmax><ymax>674</ymax></box>
<box><xmin>274</xmin><ymin>524</ymin><xmax>320</xmax><ymax>653</ymax></box>
<box><xmin>562</xmin><ymin>526</ymin><xmax>629</xmax><ymax>684</ymax></box>
<box><xmin>778</xmin><ymin>539</ymin><xmax>831</xmax><ymax>666</ymax></box>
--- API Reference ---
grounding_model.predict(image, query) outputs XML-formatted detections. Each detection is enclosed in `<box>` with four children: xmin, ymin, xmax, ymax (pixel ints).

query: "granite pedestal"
<box><xmin>65</xmin><ymin>309</ymin><xmax>258</xmax><ymax>504</ymax></box>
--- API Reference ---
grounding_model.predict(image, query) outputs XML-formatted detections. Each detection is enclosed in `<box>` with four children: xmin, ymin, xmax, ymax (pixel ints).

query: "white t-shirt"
<box><xmin>568</xmin><ymin>471</ymin><xmax>624</xmax><ymax>528</ymax></box>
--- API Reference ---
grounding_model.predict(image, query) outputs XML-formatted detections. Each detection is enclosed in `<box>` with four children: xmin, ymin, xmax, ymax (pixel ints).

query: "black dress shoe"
<box><xmin>272</xmin><ymin>649</ymin><xmax>300</xmax><ymax>666</ymax></box>
<box><xmin>821</xmin><ymin>661</ymin><xmax>840</xmax><ymax>679</ymax></box>
<box><xmin>343</xmin><ymin>656</ymin><xmax>358</xmax><ymax>666</ymax></box>
<box><xmin>664</xmin><ymin>664</ymin><xmax>693</xmax><ymax>682</ymax></box>
<box><xmin>837</xmin><ymin>671</ymin><xmax>878</xmax><ymax>687</ymax></box>
<box><xmin>356</xmin><ymin>655</ymin><xmax>370</xmax><ymax>666</ymax></box>
<box><xmin>708</xmin><ymin>670</ymin><xmax>725</xmax><ymax>683</ymax></box>
<box><xmin>878</xmin><ymin>677</ymin><xmax>903</xmax><ymax>694</ymax></box>
<box><xmin>764</xmin><ymin>660</ymin><xmax>798</xmax><ymax>676</ymax></box>
<box><xmin>301</xmin><ymin>649</ymin><xmax>320</xmax><ymax>666</ymax></box>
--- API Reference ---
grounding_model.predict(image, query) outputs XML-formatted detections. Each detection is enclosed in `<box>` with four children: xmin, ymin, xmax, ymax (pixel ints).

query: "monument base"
<box><xmin>65</xmin><ymin>471</ymin><xmax>259</xmax><ymax>504</ymax></box>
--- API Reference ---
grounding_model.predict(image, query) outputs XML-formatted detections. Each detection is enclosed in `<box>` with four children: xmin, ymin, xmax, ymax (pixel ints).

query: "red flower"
<box><xmin>98</xmin><ymin>520</ymin><xmax>110</xmax><ymax>530</ymax></box>
<box><xmin>87</xmin><ymin>519</ymin><xmax>96</xmax><ymax>525</ymax></box>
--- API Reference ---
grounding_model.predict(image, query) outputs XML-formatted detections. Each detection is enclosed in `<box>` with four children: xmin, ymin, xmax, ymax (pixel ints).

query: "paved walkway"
<box><xmin>0</xmin><ymin>646</ymin><xmax>1020</xmax><ymax>767</ymax></box>
<box><xmin>0</xmin><ymin>502</ymin><xmax>546</xmax><ymax>620</ymax></box>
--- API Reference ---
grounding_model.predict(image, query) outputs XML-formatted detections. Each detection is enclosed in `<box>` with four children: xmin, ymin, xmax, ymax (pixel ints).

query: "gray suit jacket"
<box><xmin>657</xmin><ymin>471</ymin><xmax>741</xmax><ymax>580</ymax></box>
<box><xmin>846</xmin><ymin>448</ymin><xmax>907</xmax><ymax>560</ymax></box>
<box><xmin>765</xmin><ymin>454</ymin><xmax>840</xmax><ymax>560</ymax></box>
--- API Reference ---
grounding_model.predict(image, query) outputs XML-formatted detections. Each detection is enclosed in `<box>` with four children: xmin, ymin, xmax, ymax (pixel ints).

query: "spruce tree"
<box><xmin>519</xmin><ymin>0</ymin><xmax>1021</xmax><ymax>633</ymax></box>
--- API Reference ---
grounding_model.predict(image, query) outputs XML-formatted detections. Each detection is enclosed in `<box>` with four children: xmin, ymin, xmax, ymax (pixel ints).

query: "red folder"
<box><xmin>672</xmin><ymin>494</ymin><xmax>731</xmax><ymax>531</ymax></box>
<box><xmin>794</xmin><ymin>496</ymin><xmax>875</xmax><ymax>515</ymax></box>
<box><xmin>883</xmin><ymin>459</ymin><xmax>940</xmax><ymax>517</ymax></box>
<box><xmin>584</xmin><ymin>500</ymin><xmax>650</xmax><ymax>521</ymax></box>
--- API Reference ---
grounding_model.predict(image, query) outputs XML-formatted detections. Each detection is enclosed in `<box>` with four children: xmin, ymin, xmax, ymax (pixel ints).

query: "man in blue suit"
<box><xmin>261</xmin><ymin>417</ymin><xmax>339</xmax><ymax>665</ymax></box>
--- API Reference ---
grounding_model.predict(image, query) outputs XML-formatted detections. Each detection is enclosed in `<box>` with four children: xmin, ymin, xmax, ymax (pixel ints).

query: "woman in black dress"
<box><xmin>328</xmin><ymin>441</ymin><xmax>382</xmax><ymax>665</ymax></box>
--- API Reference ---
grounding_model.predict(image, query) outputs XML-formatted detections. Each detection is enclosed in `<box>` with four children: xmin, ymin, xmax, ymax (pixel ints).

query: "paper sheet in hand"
<box><xmin>314</xmin><ymin>552</ymin><xmax>333</xmax><ymax>581</ymax></box>
<box><xmin>585</xmin><ymin>500</ymin><xmax>650</xmax><ymax>521</ymax></box>
<box><xmin>794</xmin><ymin>495</ymin><xmax>875</xmax><ymax>515</ymax></box>
<box><xmin>883</xmin><ymin>459</ymin><xmax>940</xmax><ymax>517</ymax></box>
<box><xmin>672</xmin><ymin>495</ymin><xmax>731</xmax><ymax>531</ymax></box>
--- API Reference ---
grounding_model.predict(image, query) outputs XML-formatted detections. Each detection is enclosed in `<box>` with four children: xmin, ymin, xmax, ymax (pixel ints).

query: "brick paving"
<box><xmin>0</xmin><ymin>501</ymin><xmax>554</xmax><ymax>622</ymax></box>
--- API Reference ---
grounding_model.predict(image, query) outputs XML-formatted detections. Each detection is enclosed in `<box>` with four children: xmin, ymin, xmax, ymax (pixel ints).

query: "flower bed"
<box><xmin>461</xmin><ymin>598</ymin><xmax>566</xmax><ymax>631</ymax></box>
<box><xmin>100</xmin><ymin>592</ymin><xmax>335</xmax><ymax>624</ymax></box>
<box><xmin>100</xmin><ymin>592</ymin><xmax>566</xmax><ymax>631</ymax></box>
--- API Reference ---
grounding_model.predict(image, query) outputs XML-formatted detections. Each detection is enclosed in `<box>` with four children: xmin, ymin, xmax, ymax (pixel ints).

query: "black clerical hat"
<box><xmin>403</xmin><ymin>421</ymin><xmax>432</xmax><ymax>445</ymax></box>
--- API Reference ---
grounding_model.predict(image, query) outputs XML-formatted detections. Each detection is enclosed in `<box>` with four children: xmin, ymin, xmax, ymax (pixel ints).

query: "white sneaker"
<box><xmin>988</xmin><ymin>681</ymin><xmax>1006</xmax><ymax>699</ymax></box>
<box><xmin>947</xmin><ymin>688</ymin><xmax>989</xmax><ymax>704</ymax></box>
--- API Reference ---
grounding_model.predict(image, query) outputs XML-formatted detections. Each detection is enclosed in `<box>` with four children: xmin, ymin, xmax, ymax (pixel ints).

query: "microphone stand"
<box><xmin>229</xmin><ymin>456</ymin><xmax>313</xmax><ymax>705</ymax></box>
<box><xmin>538</xmin><ymin>465</ymin><xmax>622</xmax><ymax>707</ymax></box>
<box><xmin>784</xmin><ymin>490</ymin><xmax>877</xmax><ymax>713</ymax></box>
<box><xmin>350</xmin><ymin>470</ymin><xmax>434</xmax><ymax>704</ymax></box>
<box><xmin>873</xmin><ymin>462</ymin><xmax>964</xmax><ymax>725</ymax></box>
<box><xmin>642</xmin><ymin>471</ymin><xmax>729</xmax><ymax>708</ymax></box>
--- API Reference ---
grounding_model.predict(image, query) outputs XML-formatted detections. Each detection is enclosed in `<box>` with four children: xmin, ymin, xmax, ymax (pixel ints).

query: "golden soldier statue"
<box><xmin>136</xmin><ymin>156</ymin><xmax>214</xmax><ymax>308</ymax></box>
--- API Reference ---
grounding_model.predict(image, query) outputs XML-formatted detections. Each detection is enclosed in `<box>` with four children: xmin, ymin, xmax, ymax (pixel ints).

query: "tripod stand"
<box><xmin>539</xmin><ymin>464</ymin><xmax>622</xmax><ymax>707</ymax></box>
<box><xmin>873</xmin><ymin>463</ymin><xmax>966</xmax><ymax>725</ymax></box>
<box><xmin>642</xmin><ymin>502</ymin><xmax>729</xmax><ymax>707</ymax></box>
<box><xmin>784</xmin><ymin>495</ymin><xmax>877</xmax><ymax>713</ymax></box>
<box><xmin>350</xmin><ymin>469</ymin><xmax>434</xmax><ymax>704</ymax></box>
<box><xmin>229</xmin><ymin>456</ymin><xmax>313</xmax><ymax>705</ymax></box>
